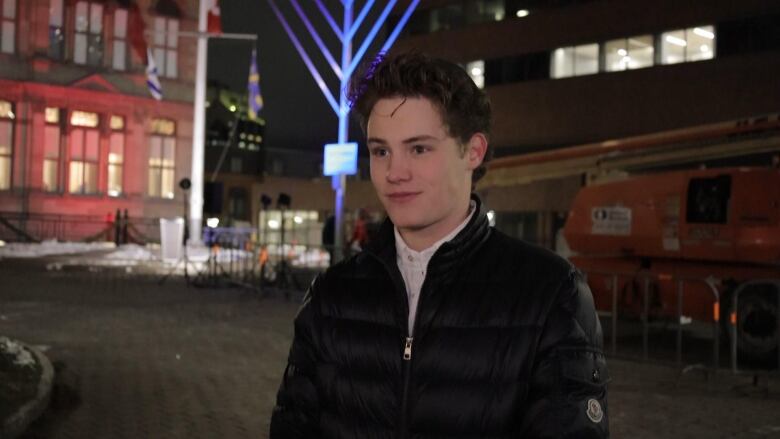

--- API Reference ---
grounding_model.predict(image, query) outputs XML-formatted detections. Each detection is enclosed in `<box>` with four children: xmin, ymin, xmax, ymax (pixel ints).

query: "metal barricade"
<box><xmin>582</xmin><ymin>270</ymin><xmax>721</xmax><ymax>371</ymax></box>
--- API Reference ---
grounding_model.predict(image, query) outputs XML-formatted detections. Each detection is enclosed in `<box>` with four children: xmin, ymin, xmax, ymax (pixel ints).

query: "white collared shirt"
<box><xmin>395</xmin><ymin>201</ymin><xmax>476</xmax><ymax>335</ymax></box>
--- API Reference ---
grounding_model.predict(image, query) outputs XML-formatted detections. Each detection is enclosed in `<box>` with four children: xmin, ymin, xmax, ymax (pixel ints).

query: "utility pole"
<box><xmin>189</xmin><ymin>0</ymin><xmax>209</xmax><ymax>244</ymax></box>
<box><xmin>179</xmin><ymin>1</ymin><xmax>257</xmax><ymax>244</ymax></box>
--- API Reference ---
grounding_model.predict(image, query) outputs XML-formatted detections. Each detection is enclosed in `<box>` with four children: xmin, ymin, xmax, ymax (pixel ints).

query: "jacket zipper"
<box><xmin>366</xmin><ymin>251</ymin><xmax>420</xmax><ymax>439</ymax></box>
<box><xmin>399</xmin><ymin>336</ymin><xmax>413</xmax><ymax>438</ymax></box>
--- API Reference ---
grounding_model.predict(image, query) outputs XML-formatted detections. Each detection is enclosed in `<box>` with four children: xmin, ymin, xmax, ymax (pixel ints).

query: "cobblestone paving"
<box><xmin>1</xmin><ymin>259</ymin><xmax>779</xmax><ymax>438</ymax></box>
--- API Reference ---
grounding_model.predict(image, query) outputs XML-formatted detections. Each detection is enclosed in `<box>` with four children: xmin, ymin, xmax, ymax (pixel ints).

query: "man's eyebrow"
<box><xmin>402</xmin><ymin>135</ymin><xmax>440</xmax><ymax>144</ymax></box>
<box><xmin>367</xmin><ymin>135</ymin><xmax>442</xmax><ymax>145</ymax></box>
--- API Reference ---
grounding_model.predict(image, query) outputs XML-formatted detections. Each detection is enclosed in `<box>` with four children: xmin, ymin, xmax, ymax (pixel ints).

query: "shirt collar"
<box><xmin>394</xmin><ymin>200</ymin><xmax>477</xmax><ymax>261</ymax></box>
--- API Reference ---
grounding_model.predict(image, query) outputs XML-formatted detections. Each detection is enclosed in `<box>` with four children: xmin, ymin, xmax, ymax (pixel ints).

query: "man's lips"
<box><xmin>385</xmin><ymin>192</ymin><xmax>421</xmax><ymax>202</ymax></box>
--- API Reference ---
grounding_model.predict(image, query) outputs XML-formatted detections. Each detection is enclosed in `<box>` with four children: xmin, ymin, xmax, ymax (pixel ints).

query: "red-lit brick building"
<box><xmin>0</xmin><ymin>0</ymin><xmax>198</xmax><ymax>241</ymax></box>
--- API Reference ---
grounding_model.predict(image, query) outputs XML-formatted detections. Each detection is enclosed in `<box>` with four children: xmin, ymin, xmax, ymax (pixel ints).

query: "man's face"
<box><xmin>367</xmin><ymin>96</ymin><xmax>486</xmax><ymax>238</ymax></box>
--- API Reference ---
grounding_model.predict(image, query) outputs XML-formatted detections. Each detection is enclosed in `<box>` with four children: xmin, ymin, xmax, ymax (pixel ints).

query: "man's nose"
<box><xmin>386</xmin><ymin>155</ymin><xmax>411</xmax><ymax>183</ymax></box>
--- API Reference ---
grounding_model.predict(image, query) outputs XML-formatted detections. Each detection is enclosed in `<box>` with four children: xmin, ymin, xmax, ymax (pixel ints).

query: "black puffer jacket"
<box><xmin>271</xmin><ymin>198</ymin><xmax>609</xmax><ymax>438</ymax></box>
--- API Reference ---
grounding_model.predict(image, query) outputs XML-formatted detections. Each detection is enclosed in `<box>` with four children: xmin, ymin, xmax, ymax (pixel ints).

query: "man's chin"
<box><xmin>387</xmin><ymin>215</ymin><xmax>427</xmax><ymax>231</ymax></box>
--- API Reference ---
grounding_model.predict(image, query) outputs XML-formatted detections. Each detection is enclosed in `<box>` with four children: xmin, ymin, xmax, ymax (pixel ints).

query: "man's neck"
<box><xmin>396</xmin><ymin>202</ymin><xmax>472</xmax><ymax>252</ymax></box>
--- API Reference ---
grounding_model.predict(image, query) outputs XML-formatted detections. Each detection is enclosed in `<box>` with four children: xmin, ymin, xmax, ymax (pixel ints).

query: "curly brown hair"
<box><xmin>348</xmin><ymin>52</ymin><xmax>493</xmax><ymax>185</ymax></box>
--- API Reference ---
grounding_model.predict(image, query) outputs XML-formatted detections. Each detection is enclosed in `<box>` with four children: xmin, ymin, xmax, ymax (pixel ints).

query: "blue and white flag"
<box><xmin>248</xmin><ymin>49</ymin><xmax>263</xmax><ymax>119</ymax></box>
<box><xmin>146</xmin><ymin>48</ymin><xmax>163</xmax><ymax>101</ymax></box>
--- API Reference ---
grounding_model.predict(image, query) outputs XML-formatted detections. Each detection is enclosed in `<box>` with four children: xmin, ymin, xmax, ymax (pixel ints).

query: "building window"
<box><xmin>74</xmin><ymin>1</ymin><xmax>103</xmax><ymax>66</ymax></box>
<box><xmin>43</xmin><ymin>107</ymin><xmax>62</xmax><ymax>192</ymax></box>
<box><xmin>152</xmin><ymin>16</ymin><xmax>178</xmax><ymax>78</ymax></box>
<box><xmin>1</xmin><ymin>0</ymin><xmax>16</xmax><ymax>54</ymax></box>
<box><xmin>230</xmin><ymin>157</ymin><xmax>242</xmax><ymax>173</ymax></box>
<box><xmin>49</xmin><ymin>0</ymin><xmax>65</xmax><ymax>60</ymax></box>
<box><xmin>149</xmin><ymin>118</ymin><xmax>175</xmax><ymax>199</ymax></box>
<box><xmin>465</xmin><ymin>60</ymin><xmax>485</xmax><ymax>89</ymax></box>
<box><xmin>429</xmin><ymin>3</ymin><xmax>463</xmax><ymax>33</ymax></box>
<box><xmin>465</xmin><ymin>0</ymin><xmax>505</xmax><ymax>25</ymax></box>
<box><xmin>271</xmin><ymin>157</ymin><xmax>284</xmax><ymax>176</ymax></box>
<box><xmin>68</xmin><ymin>111</ymin><xmax>100</xmax><ymax>194</ymax></box>
<box><xmin>661</xmin><ymin>25</ymin><xmax>715</xmax><ymax>65</ymax></box>
<box><xmin>551</xmin><ymin>43</ymin><xmax>599</xmax><ymax>78</ymax></box>
<box><xmin>0</xmin><ymin>100</ymin><xmax>13</xmax><ymax>190</ymax></box>
<box><xmin>108</xmin><ymin>115</ymin><xmax>124</xmax><ymax>196</ymax></box>
<box><xmin>484</xmin><ymin>52</ymin><xmax>550</xmax><ymax>86</ymax></box>
<box><xmin>228</xmin><ymin>187</ymin><xmax>248</xmax><ymax>220</ymax></box>
<box><xmin>112</xmin><ymin>8</ymin><xmax>128</xmax><ymax>70</ymax></box>
<box><xmin>605</xmin><ymin>35</ymin><xmax>654</xmax><ymax>72</ymax></box>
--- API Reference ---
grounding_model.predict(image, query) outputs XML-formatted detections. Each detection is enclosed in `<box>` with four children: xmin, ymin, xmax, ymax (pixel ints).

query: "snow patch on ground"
<box><xmin>0</xmin><ymin>337</ymin><xmax>36</xmax><ymax>368</ymax></box>
<box><xmin>0</xmin><ymin>240</ymin><xmax>114</xmax><ymax>259</ymax></box>
<box><xmin>105</xmin><ymin>244</ymin><xmax>156</xmax><ymax>261</ymax></box>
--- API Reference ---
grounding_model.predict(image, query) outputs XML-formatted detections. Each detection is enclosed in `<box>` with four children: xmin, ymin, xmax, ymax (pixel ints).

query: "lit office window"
<box><xmin>108</xmin><ymin>116</ymin><xmax>124</xmax><ymax>196</ymax></box>
<box><xmin>466</xmin><ymin>60</ymin><xmax>485</xmax><ymax>89</ymax></box>
<box><xmin>153</xmin><ymin>16</ymin><xmax>178</xmax><ymax>78</ymax></box>
<box><xmin>0</xmin><ymin>100</ymin><xmax>13</xmax><ymax>190</ymax></box>
<box><xmin>68</xmin><ymin>112</ymin><xmax>100</xmax><ymax>195</ymax></box>
<box><xmin>688</xmin><ymin>25</ymin><xmax>716</xmax><ymax>61</ymax></box>
<box><xmin>43</xmin><ymin>108</ymin><xmax>62</xmax><ymax>192</ymax></box>
<box><xmin>605</xmin><ymin>35</ymin><xmax>654</xmax><ymax>72</ymax></box>
<box><xmin>260</xmin><ymin>210</ymin><xmax>320</xmax><ymax>245</ymax></box>
<box><xmin>150</xmin><ymin>117</ymin><xmax>175</xmax><ymax>136</ymax></box>
<box><xmin>467</xmin><ymin>0</ymin><xmax>505</xmax><ymax>24</ymax></box>
<box><xmin>70</xmin><ymin>110</ymin><xmax>99</xmax><ymax>128</ymax></box>
<box><xmin>149</xmin><ymin>118</ymin><xmax>175</xmax><ymax>199</ymax></box>
<box><xmin>661</xmin><ymin>25</ymin><xmax>715</xmax><ymax>65</ymax></box>
<box><xmin>74</xmin><ymin>1</ymin><xmax>104</xmax><ymax>66</ymax></box>
<box><xmin>1</xmin><ymin>0</ymin><xmax>16</xmax><ymax>54</ymax></box>
<box><xmin>551</xmin><ymin>43</ymin><xmax>599</xmax><ymax>78</ymax></box>
<box><xmin>49</xmin><ymin>0</ymin><xmax>65</xmax><ymax>59</ymax></box>
<box><xmin>112</xmin><ymin>8</ymin><xmax>128</xmax><ymax>70</ymax></box>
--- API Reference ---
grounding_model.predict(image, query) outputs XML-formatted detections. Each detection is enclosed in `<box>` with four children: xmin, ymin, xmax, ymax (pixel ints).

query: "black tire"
<box><xmin>736</xmin><ymin>283</ymin><xmax>778</xmax><ymax>368</ymax></box>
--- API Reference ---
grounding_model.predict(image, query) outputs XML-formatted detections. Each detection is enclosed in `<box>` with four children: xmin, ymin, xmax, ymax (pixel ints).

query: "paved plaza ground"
<box><xmin>1</xmin><ymin>257</ymin><xmax>779</xmax><ymax>438</ymax></box>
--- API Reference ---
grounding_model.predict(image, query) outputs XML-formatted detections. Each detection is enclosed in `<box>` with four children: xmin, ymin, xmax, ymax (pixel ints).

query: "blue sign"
<box><xmin>323</xmin><ymin>142</ymin><xmax>358</xmax><ymax>176</ymax></box>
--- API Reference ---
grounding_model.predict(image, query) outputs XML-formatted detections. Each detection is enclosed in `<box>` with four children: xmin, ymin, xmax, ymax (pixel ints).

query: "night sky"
<box><xmin>208</xmin><ymin>0</ymin><xmax>384</xmax><ymax>152</ymax></box>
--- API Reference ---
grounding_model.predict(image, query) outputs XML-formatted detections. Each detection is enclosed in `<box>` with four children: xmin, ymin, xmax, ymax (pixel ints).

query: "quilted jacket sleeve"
<box><xmin>269</xmin><ymin>281</ymin><xmax>322</xmax><ymax>438</ymax></box>
<box><xmin>519</xmin><ymin>269</ymin><xmax>610</xmax><ymax>438</ymax></box>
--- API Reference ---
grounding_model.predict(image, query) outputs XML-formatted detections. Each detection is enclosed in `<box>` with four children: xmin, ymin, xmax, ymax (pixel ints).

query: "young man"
<box><xmin>270</xmin><ymin>53</ymin><xmax>609</xmax><ymax>438</ymax></box>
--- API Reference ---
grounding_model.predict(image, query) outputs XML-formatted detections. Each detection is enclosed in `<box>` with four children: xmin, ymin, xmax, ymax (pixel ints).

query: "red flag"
<box><xmin>207</xmin><ymin>0</ymin><xmax>222</xmax><ymax>34</ymax></box>
<box><xmin>128</xmin><ymin>2</ymin><xmax>147</xmax><ymax>61</ymax></box>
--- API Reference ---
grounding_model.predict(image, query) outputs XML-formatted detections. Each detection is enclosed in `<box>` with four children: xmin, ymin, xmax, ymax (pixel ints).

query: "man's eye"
<box><xmin>371</xmin><ymin>148</ymin><xmax>388</xmax><ymax>157</ymax></box>
<box><xmin>412</xmin><ymin>145</ymin><xmax>428</xmax><ymax>155</ymax></box>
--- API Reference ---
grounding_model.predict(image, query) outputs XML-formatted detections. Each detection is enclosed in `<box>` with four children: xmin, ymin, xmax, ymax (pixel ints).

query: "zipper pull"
<box><xmin>403</xmin><ymin>337</ymin><xmax>413</xmax><ymax>361</ymax></box>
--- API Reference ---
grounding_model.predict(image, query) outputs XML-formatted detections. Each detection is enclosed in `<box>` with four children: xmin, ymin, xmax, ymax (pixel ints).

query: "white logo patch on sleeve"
<box><xmin>586</xmin><ymin>398</ymin><xmax>603</xmax><ymax>423</ymax></box>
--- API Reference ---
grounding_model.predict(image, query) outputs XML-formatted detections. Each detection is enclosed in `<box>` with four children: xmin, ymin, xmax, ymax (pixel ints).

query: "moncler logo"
<box><xmin>586</xmin><ymin>398</ymin><xmax>603</xmax><ymax>423</ymax></box>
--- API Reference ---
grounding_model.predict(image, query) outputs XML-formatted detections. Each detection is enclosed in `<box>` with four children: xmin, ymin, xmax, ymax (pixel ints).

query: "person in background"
<box><xmin>349</xmin><ymin>208</ymin><xmax>370</xmax><ymax>253</ymax></box>
<box><xmin>321</xmin><ymin>214</ymin><xmax>335</xmax><ymax>265</ymax></box>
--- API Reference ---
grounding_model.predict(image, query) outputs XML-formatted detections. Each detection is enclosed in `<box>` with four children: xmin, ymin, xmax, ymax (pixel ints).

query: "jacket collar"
<box><xmin>364</xmin><ymin>193</ymin><xmax>491</xmax><ymax>274</ymax></box>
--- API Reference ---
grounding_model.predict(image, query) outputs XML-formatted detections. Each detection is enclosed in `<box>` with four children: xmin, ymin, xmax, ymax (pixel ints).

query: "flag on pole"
<box><xmin>207</xmin><ymin>0</ymin><xmax>222</xmax><ymax>34</ymax></box>
<box><xmin>248</xmin><ymin>49</ymin><xmax>263</xmax><ymax>119</ymax></box>
<box><xmin>146</xmin><ymin>48</ymin><xmax>163</xmax><ymax>100</ymax></box>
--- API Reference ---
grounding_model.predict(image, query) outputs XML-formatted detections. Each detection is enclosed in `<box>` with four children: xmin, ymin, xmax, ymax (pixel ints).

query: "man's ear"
<box><xmin>465</xmin><ymin>133</ymin><xmax>488</xmax><ymax>170</ymax></box>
